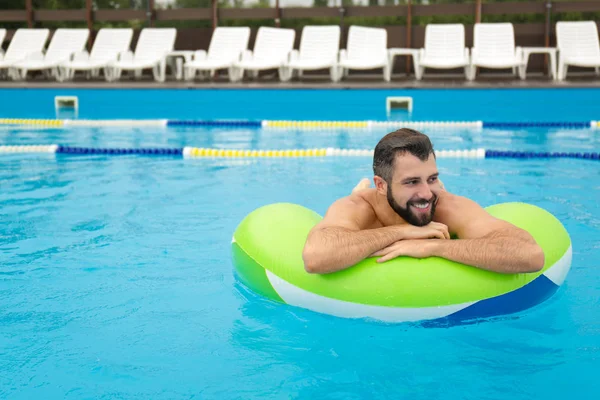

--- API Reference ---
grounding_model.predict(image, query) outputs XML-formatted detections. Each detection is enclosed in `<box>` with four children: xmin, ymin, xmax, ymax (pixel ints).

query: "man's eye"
<box><xmin>429</xmin><ymin>177</ymin><xmax>438</xmax><ymax>183</ymax></box>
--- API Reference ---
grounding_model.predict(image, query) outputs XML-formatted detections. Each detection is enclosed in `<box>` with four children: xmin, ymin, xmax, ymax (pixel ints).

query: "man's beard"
<box><xmin>387</xmin><ymin>185</ymin><xmax>437</xmax><ymax>227</ymax></box>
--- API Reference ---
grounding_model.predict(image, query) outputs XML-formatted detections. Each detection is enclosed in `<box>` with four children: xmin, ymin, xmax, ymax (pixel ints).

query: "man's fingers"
<box><xmin>429</xmin><ymin>222</ymin><xmax>450</xmax><ymax>239</ymax></box>
<box><xmin>428</xmin><ymin>229</ymin><xmax>445</xmax><ymax>240</ymax></box>
<box><xmin>377</xmin><ymin>252</ymin><xmax>396</xmax><ymax>263</ymax></box>
<box><xmin>371</xmin><ymin>246</ymin><xmax>392</xmax><ymax>257</ymax></box>
<box><xmin>439</xmin><ymin>227</ymin><xmax>450</xmax><ymax>240</ymax></box>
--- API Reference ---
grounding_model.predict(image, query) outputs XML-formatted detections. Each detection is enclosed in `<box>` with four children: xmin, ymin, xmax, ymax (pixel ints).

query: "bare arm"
<box><xmin>434</xmin><ymin>194</ymin><xmax>544</xmax><ymax>273</ymax></box>
<box><xmin>375</xmin><ymin>193</ymin><xmax>545</xmax><ymax>274</ymax></box>
<box><xmin>302</xmin><ymin>197</ymin><xmax>448</xmax><ymax>274</ymax></box>
<box><xmin>428</xmin><ymin>227</ymin><xmax>544</xmax><ymax>273</ymax></box>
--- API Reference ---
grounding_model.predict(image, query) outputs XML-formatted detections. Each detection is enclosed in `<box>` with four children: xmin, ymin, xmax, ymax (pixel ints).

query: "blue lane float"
<box><xmin>485</xmin><ymin>150</ymin><xmax>600</xmax><ymax>160</ymax></box>
<box><xmin>482</xmin><ymin>121</ymin><xmax>592</xmax><ymax>129</ymax></box>
<box><xmin>56</xmin><ymin>146</ymin><xmax>183</xmax><ymax>156</ymax></box>
<box><xmin>166</xmin><ymin>120</ymin><xmax>262</xmax><ymax>128</ymax></box>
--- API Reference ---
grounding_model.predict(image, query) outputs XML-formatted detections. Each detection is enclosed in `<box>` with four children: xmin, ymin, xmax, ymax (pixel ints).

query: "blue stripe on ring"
<box><xmin>442</xmin><ymin>274</ymin><xmax>559</xmax><ymax>324</ymax></box>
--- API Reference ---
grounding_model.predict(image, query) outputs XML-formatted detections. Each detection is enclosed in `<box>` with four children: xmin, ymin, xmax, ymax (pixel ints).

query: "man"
<box><xmin>302</xmin><ymin>128</ymin><xmax>545</xmax><ymax>275</ymax></box>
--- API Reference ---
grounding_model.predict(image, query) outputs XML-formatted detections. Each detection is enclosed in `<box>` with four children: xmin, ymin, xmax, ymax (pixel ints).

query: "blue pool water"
<box><xmin>1</xmin><ymin>89</ymin><xmax>599</xmax><ymax>399</ymax></box>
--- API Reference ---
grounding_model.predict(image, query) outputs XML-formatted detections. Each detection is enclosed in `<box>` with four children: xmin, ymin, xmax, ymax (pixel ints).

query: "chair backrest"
<box><xmin>252</xmin><ymin>27</ymin><xmax>295</xmax><ymax>62</ymax></box>
<box><xmin>134</xmin><ymin>28</ymin><xmax>177</xmax><ymax>61</ymax></box>
<box><xmin>346</xmin><ymin>26</ymin><xmax>387</xmax><ymax>60</ymax></box>
<box><xmin>473</xmin><ymin>23</ymin><xmax>516</xmax><ymax>58</ymax></box>
<box><xmin>298</xmin><ymin>25</ymin><xmax>340</xmax><ymax>62</ymax></box>
<box><xmin>556</xmin><ymin>21</ymin><xmax>600</xmax><ymax>59</ymax></box>
<box><xmin>207</xmin><ymin>27</ymin><xmax>250</xmax><ymax>61</ymax></box>
<box><xmin>90</xmin><ymin>28</ymin><xmax>133</xmax><ymax>62</ymax></box>
<box><xmin>3</xmin><ymin>29</ymin><xmax>49</xmax><ymax>62</ymax></box>
<box><xmin>424</xmin><ymin>24</ymin><xmax>465</xmax><ymax>59</ymax></box>
<box><xmin>44</xmin><ymin>29</ymin><xmax>89</xmax><ymax>63</ymax></box>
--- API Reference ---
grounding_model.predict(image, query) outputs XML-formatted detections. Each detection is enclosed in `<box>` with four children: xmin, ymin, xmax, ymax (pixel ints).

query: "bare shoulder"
<box><xmin>313</xmin><ymin>190</ymin><xmax>378</xmax><ymax>231</ymax></box>
<box><xmin>434</xmin><ymin>191</ymin><xmax>512</xmax><ymax>238</ymax></box>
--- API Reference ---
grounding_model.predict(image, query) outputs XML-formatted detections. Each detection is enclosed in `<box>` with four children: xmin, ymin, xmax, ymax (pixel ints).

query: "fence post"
<box><xmin>339</xmin><ymin>4</ymin><xmax>346</xmax><ymax>51</ymax></box>
<box><xmin>545</xmin><ymin>1</ymin><xmax>552</xmax><ymax>74</ymax></box>
<box><xmin>405</xmin><ymin>0</ymin><xmax>412</xmax><ymax>75</ymax></box>
<box><xmin>475</xmin><ymin>0</ymin><xmax>482</xmax><ymax>24</ymax></box>
<box><xmin>147</xmin><ymin>0</ymin><xmax>155</xmax><ymax>27</ymax></box>
<box><xmin>25</xmin><ymin>0</ymin><xmax>33</xmax><ymax>28</ymax></box>
<box><xmin>86</xmin><ymin>0</ymin><xmax>93</xmax><ymax>50</ymax></box>
<box><xmin>275</xmin><ymin>0</ymin><xmax>281</xmax><ymax>28</ymax></box>
<box><xmin>212</xmin><ymin>0</ymin><xmax>218</xmax><ymax>31</ymax></box>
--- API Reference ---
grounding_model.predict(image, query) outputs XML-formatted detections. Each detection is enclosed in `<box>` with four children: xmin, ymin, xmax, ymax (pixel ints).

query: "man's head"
<box><xmin>372</xmin><ymin>128</ymin><xmax>441</xmax><ymax>226</ymax></box>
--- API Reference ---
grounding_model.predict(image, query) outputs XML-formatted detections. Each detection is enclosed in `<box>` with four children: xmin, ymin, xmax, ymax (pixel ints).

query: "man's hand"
<box><xmin>401</xmin><ymin>222</ymin><xmax>450</xmax><ymax>241</ymax></box>
<box><xmin>371</xmin><ymin>240</ymin><xmax>436</xmax><ymax>262</ymax></box>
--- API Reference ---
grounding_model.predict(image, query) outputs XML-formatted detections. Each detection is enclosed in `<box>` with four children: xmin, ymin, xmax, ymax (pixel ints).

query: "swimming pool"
<box><xmin>1</xmin><ymin>88</ymin><xmax>599</xmax><ymax>399</ymax></box>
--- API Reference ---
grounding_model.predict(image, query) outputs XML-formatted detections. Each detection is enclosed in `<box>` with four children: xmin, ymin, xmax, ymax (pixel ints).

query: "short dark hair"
<box><xmin>373</xmin><ymin>128</ymin><xmax>435</xmax><ymax>182</ymax></box>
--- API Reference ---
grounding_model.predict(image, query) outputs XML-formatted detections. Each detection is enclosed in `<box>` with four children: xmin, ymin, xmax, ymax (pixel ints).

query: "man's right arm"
<box><xmin>301</xmin><ymin>197</ymin><xmax>447</xmax><ymax>274</ymax></box>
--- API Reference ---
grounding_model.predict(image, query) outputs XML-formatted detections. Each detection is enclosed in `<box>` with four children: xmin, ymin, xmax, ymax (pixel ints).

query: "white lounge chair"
<box><xmin>10</xmin><ymin>28</ymin><xmax>89</xmax><ymax>80</ymax></box>
<box><xmin>416</xmin><ymin>24</ymin><xmax>470</xmax><ymax>80</ymax></box>
<box><xmin>0</xmin><ymin>29</ymin><xmax>49</xmax><ymax>80</ymax></box>
<box><xmin>469</xmin><ymin>23</ymin><xmax>524</xmax><ymax>80</ymax></box>
<box><xmin>337</xmin><ymin>26</ymin><xmax>390</xmax><ymax>82</ymax></box>
<box><xmin>1</xmin><ymin>29</ymin><xmax>50</xmax><ymax>80</ymax></box>
<box><xmin>229</xmin><ymin>27</ymin><xmax>295</xmax><ymax>82</ymax></box>
<box><xmin>60</xmin><ymin>28</ymin><xmax>133</xmax><ymax>81</ymax></box>
<box><xmin>279</xmin><ymin>25</ymin><xmax>340</xmax><ymax>82</ymax></box>
<box><xmin>556</xmin><ymin>21</ymin><xmax>600</xmax><ymax>81</ymax></box>
<box><xmin>183</xmin><ymin>27</ymin><xmax>250</xmax><ymax>81</ymax></box>
<box><xmin>107</xmin><ymin>28</ymin><xmax>176</xmax><ymax>82</ymax></box>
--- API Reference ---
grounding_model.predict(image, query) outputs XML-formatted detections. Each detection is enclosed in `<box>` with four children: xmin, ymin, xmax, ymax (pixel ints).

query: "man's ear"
<box><xmin>373</xmin><ymin>176</ymin><xmax>387</xmax><ymax>195</ymax></box>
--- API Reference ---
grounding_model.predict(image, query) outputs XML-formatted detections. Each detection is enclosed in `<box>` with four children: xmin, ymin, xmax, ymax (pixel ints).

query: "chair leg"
<box><xmin>558</xmin><ymin>63</ymin><xmax>568</xmax><ymax>81</ymax></box>
<box><xmin>55</xmin><ymin>67</ymin><xmax>65</xmax><ymax>82</ymax></box>
<box><xmin>228</xmin><ymin>66</ymin><xmax>243</xmax><ymax>82</ymax></box>
<box><xmin>467</xmin><ymin>65</ymin><xmax>475</xmax><ymax>81</ymax></box>
<box><xmin>463</xmin><ymin>66</ymin><xmax>470</xmax><ymax>80</ymax></box>
<box><xmin>330</xmin><ymin>66</ymin><xmax>340</xmax><ymax>82</ymax></box>
<box><xmin>518</xmin><ymin>64</ymin><xmax>526</xmax><ymax>80</ymax></box>
<box><xmin>415</xmin><ymin>66</ymin><xmax>424</xmax><ymax>81</ymax></box>
<box><xmin>383</xmin><ymin>65</ymin><xmax>391</xmax><ymax>82</ymax></box>
<box><xmin>113</xmin><ymin>68</ymin><xmax>123</xmax><ymax>81</ymax></box>
<box><xmin>278</xmin><ymin>66</ymin><xmax>292</xmax><ymax>82</ymax></box>
<box><xmin>160</xmin><ymin>60</ymin><xmax>167</xmax><ymax>82</ymax></box>
<box><xmin>184</xmin><ymin>66</ymin><xmax>194</xmax><ymax>81</ymax></box>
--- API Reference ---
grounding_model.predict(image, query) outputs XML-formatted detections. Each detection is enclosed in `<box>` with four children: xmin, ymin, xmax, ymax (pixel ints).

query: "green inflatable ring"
<box><xmin>231</xmin><ymin>202</ymin><xmax>572</xmax><ymax>323</ymax></box>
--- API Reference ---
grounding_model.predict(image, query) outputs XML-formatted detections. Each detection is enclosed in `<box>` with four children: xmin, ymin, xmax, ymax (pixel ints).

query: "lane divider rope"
<box><xmin>0</xmin><ymin>119</ymin><xmax>597</xmax><ymax>129</ymax></box>
<box><xmin>1</xmin><ymin>145</ymin><xmax>599</xmax><ymax>160</ymax></box>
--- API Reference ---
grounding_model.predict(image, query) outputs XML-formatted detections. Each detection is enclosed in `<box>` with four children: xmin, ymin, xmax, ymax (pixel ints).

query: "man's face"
<box><xmin>384</xmin><ymin>153</ymin><xmax>441</xmax><ymax>226</ymax></box>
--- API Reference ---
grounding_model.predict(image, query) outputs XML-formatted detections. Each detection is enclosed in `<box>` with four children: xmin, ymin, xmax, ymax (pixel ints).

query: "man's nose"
<box><xmin>418</xmin><ymin>184</ymin><xmax>433</xmax><ymax>200</ymax></box>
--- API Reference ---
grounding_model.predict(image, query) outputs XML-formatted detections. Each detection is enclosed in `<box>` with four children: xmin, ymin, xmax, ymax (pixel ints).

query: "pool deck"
<box><xmin>1</xmin><ymin>72</ymin><xmax>599</xmax><ymax>89</ymax></box>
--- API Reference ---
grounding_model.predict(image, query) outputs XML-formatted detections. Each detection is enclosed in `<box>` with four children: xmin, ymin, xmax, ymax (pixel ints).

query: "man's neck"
<box><xmin>372</xmin><ymin>191</ymin><xmax>409</xmax><ymax>227</ymax></box>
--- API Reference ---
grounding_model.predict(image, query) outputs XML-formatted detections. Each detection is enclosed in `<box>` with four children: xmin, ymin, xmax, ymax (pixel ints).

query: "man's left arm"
<box><xmin>373</xmin><ymin>193</ymin><xmax>545</xmax><ymax>274</ymax></box>
<box><xmin>429</xmin><ymin>194</ymin><xmax>545</xmax><ymax>273</ymax></box>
